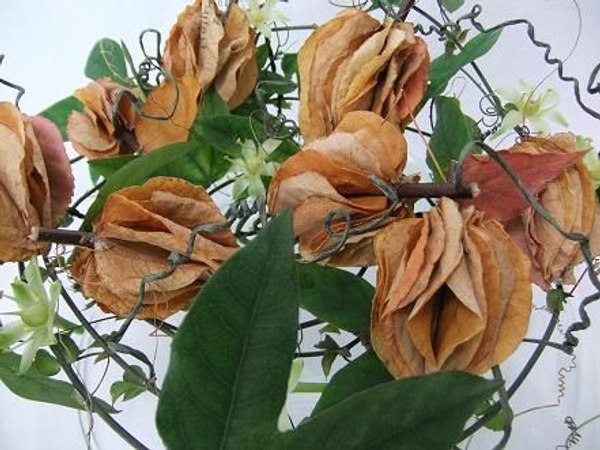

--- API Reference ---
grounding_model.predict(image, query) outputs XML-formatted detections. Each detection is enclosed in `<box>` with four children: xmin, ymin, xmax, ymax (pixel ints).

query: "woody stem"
<box><xmin>393</xmin><ymin>181</ymin><xmax>477</xmax><ymax>199</ymax></box>
<box><xmin>29</xmin><ymin>227</ymin><xmax>95</xmax><ymax>249</ymax></box>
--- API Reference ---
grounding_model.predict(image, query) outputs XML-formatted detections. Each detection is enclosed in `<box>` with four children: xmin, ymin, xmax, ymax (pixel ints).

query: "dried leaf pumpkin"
<box><xmin>0</xmin><ymin>103</ymin><xmax>74</xmax><ymax>262</ymax></box>
<box><xmin>71</xmin><ymin>177</ymin><xmax>238</xmax><ymax>319</ymax></box>
<box><xmin>268</xmin><ymin>110</ymin><xmax>410</xmax><ymax>266</ymax></box>
<box><xmin>371</xmin><ymin>198</ymin><xmax>532</xmax><ymax>377</ymax></box>
<box><xmin>298</xmin><ymin>9</ymin><xmax>430</xmax><ymax>142</ymax></box>
<box><xmin>162</xmin><ymin>0</ymin><xmax>257</xmax><ymax>109</ymax></box>
<box><xmin>67</xmin><ymin>78</ymin><xmax>138</xmax><ymax>159</ymax></box>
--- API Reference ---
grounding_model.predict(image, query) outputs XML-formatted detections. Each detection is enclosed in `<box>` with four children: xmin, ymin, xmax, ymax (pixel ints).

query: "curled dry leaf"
<box><xmin>371</xmin><ymin>198</ymin><xmax>532</xmax><ymax>378</ymax></box>
<box><xmin>0</xmin><ymin>102</ymin><xmax>74</xmax><ymax>262</ymax></box>
<box><xmin>298</xmin><ymin>9</ymin><xmax>430</xmax><ymax>142</ymax></box>
<box><xmin>67</xmin><ymin>78</ymin><xmax>138</xmax><ymax>159</ymax></box>
<box><xmin>500</xmin><ymin>134</ymin><xmax>600</xmax><ymax>288</ymax></box>
<box><xmin>268</xmin><ymin>110</ymin><xmax>410</xmax><ymax>266</ymax></box>
<box><xmin>162</xmin><ymin>0</ymin><xmax>257</xmax><ymax>109</ymax></box>
<box><xmin>135</xmin><ymin>76</ymin><xmax>202</xmax><ymax>152</ymax></box>
<box><xmin>70</xmin><ymin>177</ymin><xmax>238</xmax><ymax>319</ymax></box>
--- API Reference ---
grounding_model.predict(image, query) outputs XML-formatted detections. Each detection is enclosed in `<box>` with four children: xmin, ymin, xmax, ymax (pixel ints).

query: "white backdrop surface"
<box><xmin>1</xmin><ymin>1</ymin><xmax>600</xmax><ymax>449</ymax></box>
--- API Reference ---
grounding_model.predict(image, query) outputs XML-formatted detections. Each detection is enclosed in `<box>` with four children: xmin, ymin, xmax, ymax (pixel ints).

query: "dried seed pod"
<box><xmin>298</xmin><ymin>9</ymin><xmax>429</xmax><ymax>142</ymax></box>
<box><xmin>71</xmin><ymin>177</ymin><xmax>238</xmax><ymax>319</ymax></box>
<box><xmin>371</xmin><ymin>198</ymin><xmax>532</xmax><ymax>377</ymax></box>
<box><xmin>268</xmin><ymin>110</ymin><xmax>410</xmax><ymax>266</ymax></box>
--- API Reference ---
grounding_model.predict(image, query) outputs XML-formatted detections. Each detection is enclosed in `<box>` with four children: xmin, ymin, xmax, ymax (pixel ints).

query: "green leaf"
<box><xmin>424</xmin><ymin>29</ymin><xmax>502</xmax><ymax>103</ymax></box>
<box><xmin>201</xmin><ymin>88</ymin><xmax>230</xmax><ymax>116</ymax></box>
<box><xmin>110</xmin><ymin>378</ymin><xmax>146</xmax><ymax>403</ymax></box>
<box><xmin>258</xmin><ymin>71</ymin><xmax>297</xmax><ymax>97</ymax></box>
<box><xmin>312</xmin><ymin>350</ymin><xmax>393</xmax><ymax>416</ymax></box>
<box><xmin>38</xmin><ymin>96</ymin><xmax>84</xmax><ymax>141</ymax></box>
<box><xmin>54</xmin><ymin>334</ymin><xmax>81</xmax><ymax>365</ymax></box>
<box><xmin>257</xmin><ymin>44</ymin><xmax>269</xmax><ymax>70</ymax></box>
<box><xmin>484</xmin><ymin>410</ymin><xmax>508</xmax><ymax>432</ymax></box>
<box><xmin>281</xmin><ymin>53</ymin><xmax>298</xmax><ymax>80</ymax></box>
<box><xmin>440</xmin><ymin>0</ymin><xmax>465</xmax><ymax>12</ymax></box>
<box><xmin>281</xmin><ymin>372</ymin><xmax>500</xmax><ymax>450</ymax></box>
<box><xmin>267</xmin><ymin>139</ymin><xmax>300</xmax><ymax>165</ymax></box>
<box><xmin>428</xmin><ymin>96</ymin><xmax>474</xmax><ymax>182</ymax></box>
<box><xmin>88</xmin><ymin>154</ymin><xmax>138</xmax><ymax>179</ymax></box>
<box><xmin>0</xmin><ymin>352</ymin><xmax>116</xmax><ymax>413</ymax></box>
<box><xmin>85</xmin><ymin>38</ymin><xmax>131</xmax><ymax>85</ymax></box>
<box><xmin>156</xmin><ymin>211</ymin><xmax>298</xmax><ymax>450</ymax></box>
<box><xmin>82</xmin><ymin>142</ymin><xmax>203</xmax><ymax>230</ymax></box>
<box><xmin>33</xmin><ymin>349</ymin><xmax>61</xmax><ymax>377</ymax></box>
<box><xmin>193</xmin><ymin>115</ymin><xmax>266</xmax><ymax>156</ymax></box>
<box><xmin>297</xmin><ymin>263</ymin><xmax>373</xmax><ymax>334</ymax></box>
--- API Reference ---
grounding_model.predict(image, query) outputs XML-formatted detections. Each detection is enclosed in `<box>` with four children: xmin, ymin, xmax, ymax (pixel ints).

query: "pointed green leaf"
<box><xmin>281</xmin><ymin>372</ymin><xmax>500</xmax><ymax>450</ymax></box>
<box><xmin>156</xmin><ymin>211</ymin><xmax>298</xmax><ymax>450</ymax></box>
<box><xmin>297</xmin><ymin>263</ymin><xmax>373</xmax><ymax>335</ymax></box>
<box><xmin>312</xmin><ymin>350</ymin><xmax>392</xmax><ymax>416</ymax></box>
<box><xmin>428</xmin><ymin>96</ymin><xmax>476</xmax><ymax>181</ymax></box>
<box><xmin>38</xmin><ymin>96</ymin><xmax>84</xmax><ymax>141</ymax></box>
<box><xmin>84</xmin><ymin>38</ymin><xmax>131</xmax><ymax>86</ymax></box>
<box><xmin>110</xmin><ymin>380</ymin><xmax>146</xmax><ymax>403</ymax></box>
<box><xmin>281</xmin><ymin>53</ymin><xmax>298</xmax><ymax>80</ymax></box>
<box><xmin>0</xmin><ymin>352</ymin><xmax>116</xmax><ymax>413</ymax></box>
<box><xmin>424</xmin><ymin>29</ymin><xmax>502</xmax><ymax>103</ymax></box>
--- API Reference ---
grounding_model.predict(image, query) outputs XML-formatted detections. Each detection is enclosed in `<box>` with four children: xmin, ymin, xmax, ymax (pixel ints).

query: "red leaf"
<box><xmin>459</xmin><ymin>151</ymin><xmax>582</xmax><ymax>221</ymax></box>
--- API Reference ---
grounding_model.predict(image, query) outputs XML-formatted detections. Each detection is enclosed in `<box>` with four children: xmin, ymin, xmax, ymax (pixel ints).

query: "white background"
<box><xmin>1</xmin><ymin>1</ymin><xmax>600</xmax><ymax>449</ymax></box>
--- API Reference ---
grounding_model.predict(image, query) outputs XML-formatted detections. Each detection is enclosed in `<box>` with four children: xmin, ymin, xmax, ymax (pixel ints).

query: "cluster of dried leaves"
<box><xmin>4</xmin><ymin>4</ymin><xmax>600</xmax><ymax>381</ymax></box>
<box><xmin>67</xmin><ymin>0</ymin><xmax>257</xmax><ymax>155</ymax></box>
<box><xmin>71</xmin><ymin>177</ymin><xmax>237</xmax><ymax>319</ymax></box>
<box><xmin>0</xmin><ymin>102</ymin><xmax>73</xmax><ymax>262</ymax></box>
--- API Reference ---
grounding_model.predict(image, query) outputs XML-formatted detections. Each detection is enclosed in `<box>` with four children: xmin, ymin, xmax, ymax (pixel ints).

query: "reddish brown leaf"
<box><xmin>460</xmin><ymin>150</ymin><xmax>582</xmax><ymax>221</ymax></box>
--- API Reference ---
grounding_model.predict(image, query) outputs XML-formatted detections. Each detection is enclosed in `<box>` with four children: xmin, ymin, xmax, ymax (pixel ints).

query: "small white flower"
<box><xmin>0</xmin><ymin>258</ymin><xmax>60</xmax><ymax>374</ymax></box>
<box><xmin>244</xmin><ymin>0</ymin><xmax>289</xmax><ymax>39</ymax></box>
<box><xmin>494</xmin><ymin>80</ymin><xmax>568</xmax><ymax>137</ymax></box>
<box><xmin>229</xmin><ymin>138</ymin><xmax>282</xmax><ymax>199</ymax></box>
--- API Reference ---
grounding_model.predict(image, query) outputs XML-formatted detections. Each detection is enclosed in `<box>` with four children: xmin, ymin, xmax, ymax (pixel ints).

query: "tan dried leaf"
<box><xmin>298</xmin><ymin>10</ymin><xmax>430</xmax><ymax>142</ymax></box>
<box><xmin>70</xmin><ymin>177</ymin><xmax>238</xmax><ymax>319</ymax></box>
<box><xmin>268</xmin><ymin>110</ymin><xmax>409</xmax><ymax>265</ymax></box>
<box><xmin>371</xmin><ymin>198</ymin><xmax>532</xmax><ymax>378</ymax></box>
<box><xmin>135</xmin><ymin>76</ymin><xmax>202</xmax><ymax>152</ymax></box>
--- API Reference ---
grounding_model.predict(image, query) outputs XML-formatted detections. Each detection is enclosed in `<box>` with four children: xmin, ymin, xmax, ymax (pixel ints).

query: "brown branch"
<box><xmin>30</xmin><ymin>227</ymin><xmax>94</xmax><ymax>248</ymax></box>
<box><xmin>394</xmin><ymin>181</ymin><xmax>478</xmax><ymax>199</ymax></box>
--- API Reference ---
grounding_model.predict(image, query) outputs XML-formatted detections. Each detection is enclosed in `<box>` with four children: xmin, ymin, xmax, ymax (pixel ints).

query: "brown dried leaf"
<box><xmin>135</xmin><ymin>76</ymin><xmax>201</xmax><ymax>152</ymax></box>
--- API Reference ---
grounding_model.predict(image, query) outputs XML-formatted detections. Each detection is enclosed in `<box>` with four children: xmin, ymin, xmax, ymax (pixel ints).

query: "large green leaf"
<box><xmin>297</xmin><ymin>263</ymin><xmax>373</xmax><ymax>335</ymax></box>
<box><xmin>312</xmin><ymin>350</ymin><xmax>392</xmax><ymax>416</ymax></box>
<box><xmin>38</xmin><ymin>96</ymin><xmax>83</xmax><ymax>141</ymax></box>
<box><xmin>81</xmin><ymin>142</ymin><xmax>203</xmax><ymax>229</ymax></box>
<box><xmin>84</xmin><ymin>38</ymin><xmax>132</xmax><ymax>86</ymax></box>
<box><xmin>0</xmin><ymin>352</ymin><xmax>116</xmax><ymax>413</ymax></box>
<box><xmin>88</xmin><ymin>154</ymin><xmax>138</xmax><ymax>179</ymax></box>
<box><xmin>427</xmin><ymin>96</ymin><xmax>475</xmax><ymax>181</ymax></box>
<box><xmin>280</xmin><ymin>372</ymin><xmax>500</xmax><ymax>450</ymax></box>
<box><xmin>156</xmin><ymin>212</ymin><xmax>298</xmax><ymax>450</ymax></box>
<box><xmin>201</xmin><ymin>88</ymin><xmax>230</xmax><ymax>116</ymax></box>
<box><xmin>424</xmin><ymin>29</ymin><xmax>502</xmax><ymax>103</ymax></box>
